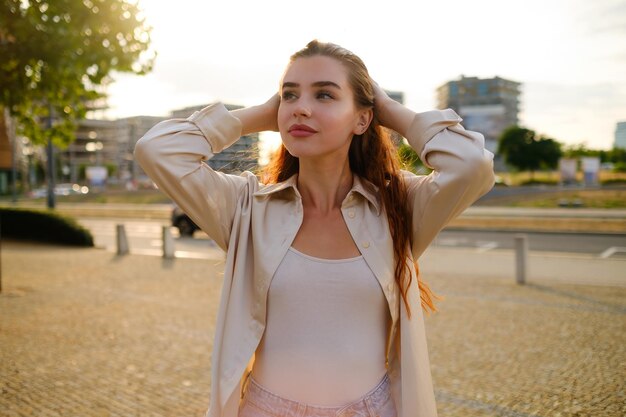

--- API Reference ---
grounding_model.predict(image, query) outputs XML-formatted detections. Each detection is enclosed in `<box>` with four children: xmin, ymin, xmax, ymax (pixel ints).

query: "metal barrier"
<box><xmin>514</xmin><ymin>234</ymin><xmax>528</xmax><ymax>284</ymax></box>
<box><xmin>162</xmin><ymin>226</ymin><xmax>175</xmax><ymax>259</ymax></box>
<box><xmin>116</xmin><ymin>223</ymin><xmax>176</xmax><ymax>259</ymax></box>
<box><xmin>116</xmin><ymin>224</ymin><xmax>129</xmax><ymax>255</ymax></box>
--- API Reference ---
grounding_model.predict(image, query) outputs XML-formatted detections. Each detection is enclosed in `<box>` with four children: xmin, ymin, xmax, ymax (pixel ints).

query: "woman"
<box><xmin>135</xmin><ymin>40</ymin><xmax>494</xmax><ymax>417</ymax></box>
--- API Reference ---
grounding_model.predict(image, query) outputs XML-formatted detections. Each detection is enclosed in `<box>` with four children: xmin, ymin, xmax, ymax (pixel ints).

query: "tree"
<box><xmin>534</xmin><ymin>137</ymin><xmax>561</xmax><ymax>170</ymax></box>
<box><xmin>498</xmin><ymin>126</ymin><xmax>562</xmax><ymax>177</ymax></box>
<box><xmin>0</xmin><ymin>0</ymin><xmax>154</xmax><ymax>147</ymax></box>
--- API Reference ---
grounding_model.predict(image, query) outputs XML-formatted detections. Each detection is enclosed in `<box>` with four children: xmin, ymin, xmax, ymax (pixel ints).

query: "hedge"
<box><xmin>0</xmin><ymin>208</ymin><xmax>94</xmax><ymax>247</ymax></box>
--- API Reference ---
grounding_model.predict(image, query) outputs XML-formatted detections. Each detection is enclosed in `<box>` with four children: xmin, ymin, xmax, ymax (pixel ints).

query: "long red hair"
<box><xmin>264</xmin><ymin>40</ymin><xmax>438</xmax><ymax>316</ymax></box>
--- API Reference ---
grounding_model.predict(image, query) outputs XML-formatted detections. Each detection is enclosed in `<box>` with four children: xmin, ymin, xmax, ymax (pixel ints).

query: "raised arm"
<box><xmin>231</xmin><ymin>94</ymin><xmax>280</xmax><ymax>135</ymax></box>
<box><xmin>374</xmin><ymin>86</ymin><xmax>495</xmax><ymax>259</ymax></box>
<box><xmin>134</xmin><ymin>97</ymin><xmax>279</xmax><ymax>251</ymax></box>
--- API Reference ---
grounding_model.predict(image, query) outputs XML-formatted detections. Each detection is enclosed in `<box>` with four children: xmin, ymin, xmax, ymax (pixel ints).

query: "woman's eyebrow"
<box><xmin>282</xmin><ymin>81</ymin><xmax>342</xmax><ymax>89</ymax></box>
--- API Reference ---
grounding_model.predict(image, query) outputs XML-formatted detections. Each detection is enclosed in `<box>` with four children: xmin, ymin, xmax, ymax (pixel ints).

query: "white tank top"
<box><xmin>251</xmin><ymin>247</ymin><xmax>389</xmax><ymax>406</ymax></box>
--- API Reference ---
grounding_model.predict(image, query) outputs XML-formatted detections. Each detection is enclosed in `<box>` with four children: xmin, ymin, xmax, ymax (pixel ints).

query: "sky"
<box><xmin>104</xmin><ymin>0</ymin><xmax>626</xmax><ymax>151</ymax></box>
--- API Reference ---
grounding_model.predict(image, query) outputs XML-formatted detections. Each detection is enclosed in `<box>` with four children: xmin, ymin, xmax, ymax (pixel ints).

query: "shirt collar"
<box><xmin>253</xmin><ymin>174</ymin><xmax>382</xmax><ymax>216</ymax></box>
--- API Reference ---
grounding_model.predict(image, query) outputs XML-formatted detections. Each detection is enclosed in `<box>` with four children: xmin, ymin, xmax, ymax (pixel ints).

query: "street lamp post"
<box><xmin>46</xmin><ymin>104</ymin><xmax>56</xmax><ymax>209</ymax></box>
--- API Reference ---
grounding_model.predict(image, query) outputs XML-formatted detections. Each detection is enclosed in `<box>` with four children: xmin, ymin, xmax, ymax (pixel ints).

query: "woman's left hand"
<box><xmin>372</xmin><ymin>80</ymin><xmax>416</xmax><ymax>137</ymax></box>
<box><xmin>372</xmin><ymin>81</ymin><xmax>394</xmax><ymax>128</ymax></box>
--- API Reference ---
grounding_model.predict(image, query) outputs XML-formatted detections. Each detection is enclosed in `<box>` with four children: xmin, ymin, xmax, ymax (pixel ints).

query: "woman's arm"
<box><xmin>374</xmin><ymin>85</ymin><xmax>495</xmax><ymax>260</ymax></box>
<box><xmin>134</xmin><ymin>97</ymin><xmax>279</xmax><ymax>251</ymax></box>
<box><xmin>373</xmin><ymin>85</ymin><xmax>417</xmax><ymax>139</ymax></box>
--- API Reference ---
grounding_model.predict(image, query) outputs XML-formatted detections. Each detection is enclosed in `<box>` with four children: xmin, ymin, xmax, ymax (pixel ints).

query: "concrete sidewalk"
<box><xmin>1</xmin><ymin>241</ymin><xmax>624</xmax><ymax>417</ymax></box>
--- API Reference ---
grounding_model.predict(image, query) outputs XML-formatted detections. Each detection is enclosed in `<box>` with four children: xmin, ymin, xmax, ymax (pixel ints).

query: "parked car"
<box><xmin>55</xmin><ymin>183</ymin><xmax>89</xmax><ymax>195</ymax></box>
<box><xmin>171</xmin><ymin>204</ymin><xmax>199</xmax><ymax>237</ymax></box>
<box><xmin>28</xmin><ymin>183</ymin><xmax>89</xmax><ymax>198</ymax></box>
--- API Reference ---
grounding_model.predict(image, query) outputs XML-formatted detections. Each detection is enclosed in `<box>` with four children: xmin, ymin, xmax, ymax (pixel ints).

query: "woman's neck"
<box><xmin>297</xmin><ymin>157</ymin><xmax>353</xmax><ymax>215</ymax></box>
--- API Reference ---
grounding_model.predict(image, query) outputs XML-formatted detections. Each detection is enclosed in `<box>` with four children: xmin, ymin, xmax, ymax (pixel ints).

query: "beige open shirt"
<box><xmin>134</xmin><ymin>103</ymin><xmax>495</xmax><ymax>417</ymax></box>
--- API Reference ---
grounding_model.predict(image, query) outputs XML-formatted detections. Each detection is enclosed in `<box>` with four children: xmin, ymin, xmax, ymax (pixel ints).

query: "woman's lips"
<box><xmin>288</xmin><ymin>124</ymin><xmax>317</xmax><ymax>137</ymax></box>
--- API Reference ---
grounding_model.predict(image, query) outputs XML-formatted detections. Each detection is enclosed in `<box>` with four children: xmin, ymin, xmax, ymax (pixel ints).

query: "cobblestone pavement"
<box><xmin>1</xmin><ymin>242</ymin><xmax>624</xmax><ymax>417</ymax></box>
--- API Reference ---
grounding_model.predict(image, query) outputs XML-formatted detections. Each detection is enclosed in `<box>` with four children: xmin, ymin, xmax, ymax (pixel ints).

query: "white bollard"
<box><xmin>162</xmin><ymin>226</ymin><xmax>175</xmax><ymax>259</ymax></box>
<box><xmin>116</xmin><ymin>224</ymin><xmax>129</xmax><ymax>255</ymax></box>
<box><xmin>514</xmin><ymin>234</ymin><xmax>528</xmax><ymax>285</ymax></box>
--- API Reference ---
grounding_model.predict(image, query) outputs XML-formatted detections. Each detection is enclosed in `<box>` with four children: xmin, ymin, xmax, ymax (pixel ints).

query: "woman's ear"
<box><xmin>354</xmin><ymin>108</ymin><xmax>374</xmax><ymax>135</ymax></box>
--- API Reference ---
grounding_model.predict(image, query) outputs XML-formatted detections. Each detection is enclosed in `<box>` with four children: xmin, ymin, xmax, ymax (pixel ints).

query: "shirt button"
<box><xmin>348</xmin><ymin>211</ymin><xmax>356</xmax><ymax>219</ymax></box>
<box><xmin>362</xmin><ymin>241</ymin><xmax>370</xmax><ymax>248</ymax></box>
<box><xmin>348</xmin><ymin>194</ymin><xmax>354</xmax><ymax>201</ymax></box>
<box><xmin>388</xmin><ymin>282</ymin><xmax>394</xmax><ymax>291</ymax></box>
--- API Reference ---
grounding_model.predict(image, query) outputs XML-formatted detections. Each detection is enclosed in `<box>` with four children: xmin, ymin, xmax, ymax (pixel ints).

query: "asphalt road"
<box><xmin>435</xmin><ymin>230</ymin><xmax>626</xmax><ymax>258</ymax></box>
<box><xmin>77</xmin><ymin>218</ymin><xmax>626</xmax><ymax>259</ymax></box>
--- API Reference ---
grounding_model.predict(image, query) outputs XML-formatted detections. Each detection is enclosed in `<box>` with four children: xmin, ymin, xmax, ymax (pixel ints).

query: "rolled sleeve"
<box><xmin>404</xmin><ymin>110</ymin><xmax>495</xmax><ymax>259</ymax></box>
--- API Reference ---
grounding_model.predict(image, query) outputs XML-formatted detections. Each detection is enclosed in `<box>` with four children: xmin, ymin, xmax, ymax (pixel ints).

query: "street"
<box><xmin>434</xmin><ymin>229</ymin><xmax>626</xmax><ymax>258</ymax></box>
<box><xmin>77</xmin><ymin>217</ymin><xmax>626</xmax><ymax>259</ymax></box>
<box><xmin>76</xmin><ymin>218</ymin><xmax>222</xmax><ymax>260</ymax></box>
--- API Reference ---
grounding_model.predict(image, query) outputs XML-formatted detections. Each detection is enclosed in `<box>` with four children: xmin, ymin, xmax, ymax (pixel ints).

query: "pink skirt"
<box><xmin>238</xmin><ymin>373</ymin><xmax>397</xmax><ymax>417</ymax></box>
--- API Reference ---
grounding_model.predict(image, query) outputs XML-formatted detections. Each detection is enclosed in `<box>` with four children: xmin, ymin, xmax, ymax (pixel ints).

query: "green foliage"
<box><xmin>498</xmin><ymin>126</ymin><xmax>562</xmax><ymax>173</ymax></box>
<box><xmin>397</xmin><ymin>143</ymin><xmax>431</xmax><ymax>174</ymax></box>
<box><xmin>563</xmin><ymin>143</ymin><xmax>600</xmax><ymax>158</ymax></box>
<box><xmin>0</xmin><ymin>0</ymin><xmax>154</xmax><ymax>148</ymax></box>
<box><xmin>0</xmin><ymin>207</ymin><xmax>94</xmax><ymax>246</ymax></box>
<box><xmin>519</xmin><ymin>179</ymin><xmax>558</xmax><ymax>186</ymax></box>
<box><xmin>563</xmin><ymin>144</ymin><xmax>626</xmax><ymax>165</ymax></box>
<box><xmin>601</xmin><ymin>178</ymin><xmax>626</xmax><ymax>185</ymax></box>
<box><xmin>612</xmin><ymin>162</ymin><xmax>626</xmax><ymax>173</ymax></box>
<box><xmin>604</xmin><ymin>148</ymin><xmax>626</xmax><ymax>165</ymax></box>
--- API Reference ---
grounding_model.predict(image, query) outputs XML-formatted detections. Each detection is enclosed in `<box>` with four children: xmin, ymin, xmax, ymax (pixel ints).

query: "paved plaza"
<box><xmin>1</xmin><ymin>241</ymin><xmax>624</xmax><ymax>417</ymax></box>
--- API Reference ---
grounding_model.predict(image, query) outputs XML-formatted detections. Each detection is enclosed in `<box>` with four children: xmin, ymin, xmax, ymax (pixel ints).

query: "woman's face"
<box><xmin>278</xmin><ymin>55</ymin><xmax>371</xmax><ymax>161</ymax></box>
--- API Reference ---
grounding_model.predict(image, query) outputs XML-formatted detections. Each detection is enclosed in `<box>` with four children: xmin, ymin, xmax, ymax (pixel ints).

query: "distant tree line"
<box><xmin>562</xmin><ymin>143</ymin><xmax>626</xmax><ymax>171</ymax></box>
<box><xmin>396</xmin><ymin>125</ymin><xmax>626</xmax><ymax>175</ymax></box>
<box><xmin>498</xmin><ymin>126</ymin><xmax>626</xmax><ymax>174</ymax></box>
<box><xmin>497</xmin><ymin>126</ymin><xmax>562</xmax><ymax>177</ymax></box>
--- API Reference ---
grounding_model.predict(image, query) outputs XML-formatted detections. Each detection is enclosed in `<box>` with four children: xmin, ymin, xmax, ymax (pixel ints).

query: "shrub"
<box><xmin>520</xmin><ymin>179</ymin><xmax>559</xmax><ymax>186</ymax></box>
<box><xmin>0</xmin><ymin>208</ymin><xmax>94</xmax><ymax>247</ymax></box>
<box><xmin>601</xmin><ymin>178</ymin><xmax>626</xmax><ymax>185</ymax></box>
<box><xmin>613</xmin><ymin>162</ymin><xmax>626</xmax><ymax>173</ymax></box>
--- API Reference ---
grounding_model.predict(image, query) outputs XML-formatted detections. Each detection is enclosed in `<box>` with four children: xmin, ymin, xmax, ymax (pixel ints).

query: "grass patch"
<box><xmin>0</xmin><ymin>208</ymin><xmax>94</xmax><ymax>246</ymax></box>
<box><xmin>519</xmin><ymin>179</ymin><xmax>559</xmax><ymax>186</ymax></box>
<box><xmin>483</xmin><ymin>189</ymin><xmax>626</xmax><ymax>209</ymax></box>
<box><xmin>497</xmin><ymin>171</ymin><xmax>626</xmax><ymax>186</ymax></box>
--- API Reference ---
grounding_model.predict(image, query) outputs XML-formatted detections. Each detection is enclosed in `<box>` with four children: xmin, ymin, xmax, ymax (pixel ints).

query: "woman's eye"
<box><xmin>317</xmin><ymin>91</ymin><xmax>333</xmax><ymax>100</ymax></box>
<box><xmin>282</xmin><ymin>91</ymin><xmax>297</xmax><ymax>100</ymax></box>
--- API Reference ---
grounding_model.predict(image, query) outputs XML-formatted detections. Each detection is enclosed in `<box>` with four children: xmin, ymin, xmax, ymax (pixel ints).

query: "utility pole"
<box><xmin>0</xmin><ymin>214</ymin><xmax>3</xmax><ymax>294</ymax></box>
<box><xmin>46</xmin><ymin>103</ymin><xmax>55</xmax><ymax>209</ymax></box>
<box><xmin>5</xmin><ymin>108</ymin><xmax>18</xmax><ymax>203</ymax></box>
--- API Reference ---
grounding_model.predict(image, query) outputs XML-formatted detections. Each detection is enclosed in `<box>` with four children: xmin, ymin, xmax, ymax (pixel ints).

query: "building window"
<box><xmin>478</xmin><ymin>83</ymin><xmax>488</xmax><ymax>96</ymax></box>
<box><xmin>450</xmin><ymin>83</ymin><xmax>458</xmax><ymax>97</ymax></box>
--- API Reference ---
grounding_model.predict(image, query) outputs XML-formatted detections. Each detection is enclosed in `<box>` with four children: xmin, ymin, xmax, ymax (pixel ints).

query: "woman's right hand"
<box><xmin>261</xmin><ymin>93</ymin><xmax>280</xmax><ymax>132</ymax></box>
<box><xmin>232</xmin><ymin>93</ymin><xmax>280</xmax><ymax>135</ymax></box>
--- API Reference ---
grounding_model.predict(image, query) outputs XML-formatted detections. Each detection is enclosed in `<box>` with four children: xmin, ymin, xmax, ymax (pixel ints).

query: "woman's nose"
<box><xmin>293</xmin><ymin>102</ymin><xmax>311</xmax><ymax>118</ymax></box>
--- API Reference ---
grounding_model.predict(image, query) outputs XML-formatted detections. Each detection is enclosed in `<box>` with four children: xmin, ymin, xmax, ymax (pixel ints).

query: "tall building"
<box><xmin>171</xmin><ymin>104</ymin><xmax>260</xmax><ymax>174</ymax></box>
<box><xmin>59</xmin><ymin>116</ymin><xmax>164</xmax><ymax>185</ymax></box>
<box><xmin>61</xmin><ymin>119</ymin><xmax>127</xmax><ymax>184</ymax></box>
<box><xmin>117</xmin><ymin>115</ymin><xmax>166</xmax><ymax>183</ymax></box>
<box><xmin>615</xmin><ymin>121</ymin><xmax>626</xmax><ymax>149</ymax></box>
<box><xmin>436</xmin><ymin>76</ymin><xmax>521</xmax><ymax>153</ymax></box>
<box><xmin>56</xmin><ymin>103</ymin><xmax>260</xmax><ymax>186</ymax></box>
